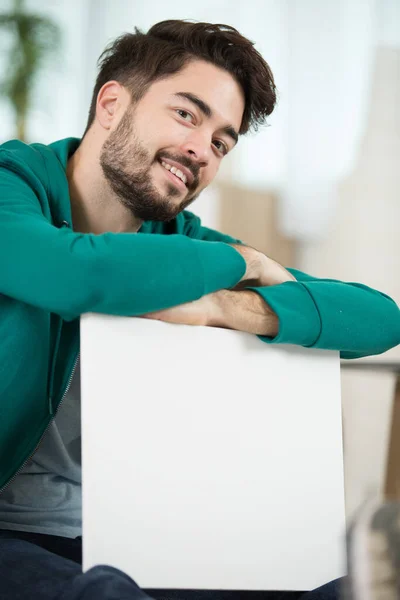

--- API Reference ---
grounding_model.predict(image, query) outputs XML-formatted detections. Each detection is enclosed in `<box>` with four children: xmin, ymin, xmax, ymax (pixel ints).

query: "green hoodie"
<box><xmin>0</xmin><ymin>137</ymin><xmax>399</xmax><ymax>492</ymax></box>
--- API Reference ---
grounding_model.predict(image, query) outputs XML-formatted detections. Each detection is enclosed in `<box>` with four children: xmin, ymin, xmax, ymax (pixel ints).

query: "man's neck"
<box><xmin>66</xmin><ymin>135</ymin><xmax>143</xmax><ymax>234</ymax></box>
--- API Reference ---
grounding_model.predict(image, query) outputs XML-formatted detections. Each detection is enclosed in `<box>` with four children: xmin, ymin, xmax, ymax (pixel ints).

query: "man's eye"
<box><xmin>176</xmin><ymin>109</ymin><xmax>193</xmax><ymax>122</ymax></box>
<box><xmin>213</xmin><ymin>140</ymin><xmax>228</xmax><ymax>155</ymax></box>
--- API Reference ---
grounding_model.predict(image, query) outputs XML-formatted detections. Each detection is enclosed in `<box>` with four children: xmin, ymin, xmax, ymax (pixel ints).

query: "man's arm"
<box><xmin>142</xmin><ymin>288</ymin><xmax>279</xmax><ymax>337</ymax></box>
<box><xmin>0</xmin><ymin>161</ymin><xmax>249</xmax><ymax>320</ymax></box>
<box><xmin>178</xmin><ymin>210</ymin><xmax>400</xmax><ymax>359</ymax></box>
<box><xmin>209</xmin><ymin>289</ymin><xmax>279</xmax><ymax>336</ymax></box>
<box><xmin>250</xmin><ymin>271</ymin><xmax>400</xmax><ymax>359</ymax></box>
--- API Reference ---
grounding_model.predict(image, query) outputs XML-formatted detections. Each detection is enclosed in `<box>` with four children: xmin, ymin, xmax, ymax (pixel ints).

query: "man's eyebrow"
<box><xmin>172</xmin><ymin>92</ymin><xmax>239</xmax><ymax>146</ymax></box>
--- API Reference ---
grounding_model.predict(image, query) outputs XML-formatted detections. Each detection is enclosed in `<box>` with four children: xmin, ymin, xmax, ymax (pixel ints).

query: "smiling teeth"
<box><xmin>161</xmin><ymin>161</ymin><xmax>187</xmax><ymax>185</ymax></box>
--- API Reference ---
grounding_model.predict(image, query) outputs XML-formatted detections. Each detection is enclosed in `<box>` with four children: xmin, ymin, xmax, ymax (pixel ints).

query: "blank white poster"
<box><xmin>80</xmin><ymin>314</ymin><xmax>346</xmax><ymax>592</ymax></box>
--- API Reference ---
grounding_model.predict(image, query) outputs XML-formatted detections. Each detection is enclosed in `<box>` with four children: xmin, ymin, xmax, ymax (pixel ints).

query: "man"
<box><xmin>0</xmin><ymin>19</ymin><xmax>398</xmax><ymax>600</ymax></box>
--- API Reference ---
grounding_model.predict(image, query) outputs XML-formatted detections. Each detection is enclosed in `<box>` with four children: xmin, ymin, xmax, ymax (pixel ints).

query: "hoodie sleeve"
<box><xmin>0</xmin><ymin>162</ymin><xmax>246</xmax><ymax>321</ymax></box>
<box><xmin>180</xmin><ymin>210</ymin><xmax>400</xmax><ymax>359</ymax></box>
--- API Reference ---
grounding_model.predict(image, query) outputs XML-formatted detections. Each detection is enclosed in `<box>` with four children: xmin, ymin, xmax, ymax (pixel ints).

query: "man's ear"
<box><xmin>95</xmin><ymin>81</ymin><xmax>125</xmax><ymax>130</ymax></box>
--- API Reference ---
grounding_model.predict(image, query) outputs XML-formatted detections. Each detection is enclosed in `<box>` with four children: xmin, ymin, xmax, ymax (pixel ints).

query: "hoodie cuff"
<box><xmin>246</xmin><ymin>282</ymin><xmax>321</xmax><ymax>346</ymax></box>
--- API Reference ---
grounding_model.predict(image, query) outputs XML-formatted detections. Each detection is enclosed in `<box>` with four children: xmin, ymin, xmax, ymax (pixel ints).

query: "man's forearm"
<box><xmin>209</xmin><ymin>289</ymin><xmax>279</xmax><ymax>337</ymax></box>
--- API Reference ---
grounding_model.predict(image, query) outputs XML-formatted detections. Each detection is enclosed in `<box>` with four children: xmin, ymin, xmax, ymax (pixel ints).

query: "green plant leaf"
<box><xmin>0</xmin><ymin>3</ymin><xmax>62</xmax><ymax>140</ymax></box>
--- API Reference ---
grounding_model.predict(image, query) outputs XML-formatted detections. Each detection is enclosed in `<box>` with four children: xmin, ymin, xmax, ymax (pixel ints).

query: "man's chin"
<box><xmin>134</xmin><ymin>198</ymin><xmax>182</xmax><ymax>223</ymax></box>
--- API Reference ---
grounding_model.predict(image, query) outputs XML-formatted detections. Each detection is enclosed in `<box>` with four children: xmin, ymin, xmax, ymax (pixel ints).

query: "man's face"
<box><xmin>100</xmin><ymin>60</ymin><xmax>245</xmax><ymax>222</ymax></box>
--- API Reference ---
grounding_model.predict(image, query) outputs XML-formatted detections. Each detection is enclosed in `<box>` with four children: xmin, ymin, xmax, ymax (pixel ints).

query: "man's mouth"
<box><xmin>158</xmin><ymin>158</ymin><xmax>195</xmax><ymax>189</ymax></box>
<box><xmin>157</xmin><ymin>161</ymin><xmax>187</xmax><ymax>192</ymax></box>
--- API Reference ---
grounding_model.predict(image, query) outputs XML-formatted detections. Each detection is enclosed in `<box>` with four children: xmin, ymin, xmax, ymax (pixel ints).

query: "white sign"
<box><xmin>81</xmin><ymin>314</ymin><xmax>346</xmax><ymax>592</ymax></box>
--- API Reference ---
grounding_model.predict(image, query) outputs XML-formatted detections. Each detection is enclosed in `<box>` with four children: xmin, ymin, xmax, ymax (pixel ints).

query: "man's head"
<box><xmin>85</xmin><ymin>20</ymin><xmax>276</xmax><ymax>222</ymax></box>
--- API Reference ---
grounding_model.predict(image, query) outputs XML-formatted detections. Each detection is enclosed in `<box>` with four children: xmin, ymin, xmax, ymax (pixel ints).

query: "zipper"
<box><xmin>48</xmin><ymin>316</ymin><xmax>63</xmax><ymax>415</ymax></box>
<box><xmin>0</xmin><ymin>353</ymin><xmax>80</xmax><ymax>494</ymax></box>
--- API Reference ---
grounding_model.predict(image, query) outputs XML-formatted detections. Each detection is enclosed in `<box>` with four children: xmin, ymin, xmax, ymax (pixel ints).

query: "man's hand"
<box><xmin>230</xmin><ymin>244</ymin><xmax>296</xmax><ymax>290</ymax></box>
<box><xmin>141</xmin><ymin>289</ymin><xmax>279</xmax><ymax>337</ymax></box>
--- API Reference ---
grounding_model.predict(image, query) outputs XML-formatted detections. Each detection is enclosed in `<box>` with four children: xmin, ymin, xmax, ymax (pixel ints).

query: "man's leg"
<box><xmin>299</xmin><ymin>578</ymin><xmax>343</xmax><ymax>600</ymax></box>
<box><xmin>0</xmin><ymin>530</ymin><xmax>343</xmax><ymax>600</ymax></box>
<box><xmin>0</xmin><ymin>532</ymin><xmax>153</xmax><ymax>600</ymax></box>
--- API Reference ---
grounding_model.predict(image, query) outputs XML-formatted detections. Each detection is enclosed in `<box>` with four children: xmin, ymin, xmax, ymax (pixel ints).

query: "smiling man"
<box><xmin>0</xmin><ymin>19</ymin><xmax>399</xmax><ymax>600</ymax></box>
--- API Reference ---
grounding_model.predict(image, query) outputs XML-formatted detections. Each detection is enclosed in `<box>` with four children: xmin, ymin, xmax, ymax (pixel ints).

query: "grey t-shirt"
<box><xmin>0</xmin><ymin>359</ymin><xmax>82</xmax><ymax>539</ymax></box>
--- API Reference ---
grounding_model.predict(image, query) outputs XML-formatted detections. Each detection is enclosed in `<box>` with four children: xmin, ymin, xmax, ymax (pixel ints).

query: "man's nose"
<box><xmin>180</xmin><ymin>131</ymin><xmax>210</xmax><ymax>166</ymax></box>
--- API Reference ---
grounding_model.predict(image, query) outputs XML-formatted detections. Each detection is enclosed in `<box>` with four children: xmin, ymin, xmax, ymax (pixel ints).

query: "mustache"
<box><xmin>156</xmin><ymin>152</ymin><xmax>200</xmax><ymax>189</ymax></box>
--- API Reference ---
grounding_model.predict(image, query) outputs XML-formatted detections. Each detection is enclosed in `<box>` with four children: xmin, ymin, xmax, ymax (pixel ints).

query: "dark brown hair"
<box><xmin>85</xmin><ymin>20</ymin><xmax>277</xmax><ymax>136</ymax></box>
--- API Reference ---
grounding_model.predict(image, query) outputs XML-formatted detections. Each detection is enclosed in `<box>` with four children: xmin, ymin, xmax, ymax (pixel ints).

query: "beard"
<box><xmin>99</xmin><ymin>107</ymin><xmax>200</xmax><ymax>222</ymax></box>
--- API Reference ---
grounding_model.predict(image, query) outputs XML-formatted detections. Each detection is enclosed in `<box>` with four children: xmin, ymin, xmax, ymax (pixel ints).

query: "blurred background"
<box><xmin>0</xmin><ymin>0</ymin><xmax>399</xmax><ymax>522</ymax></box>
